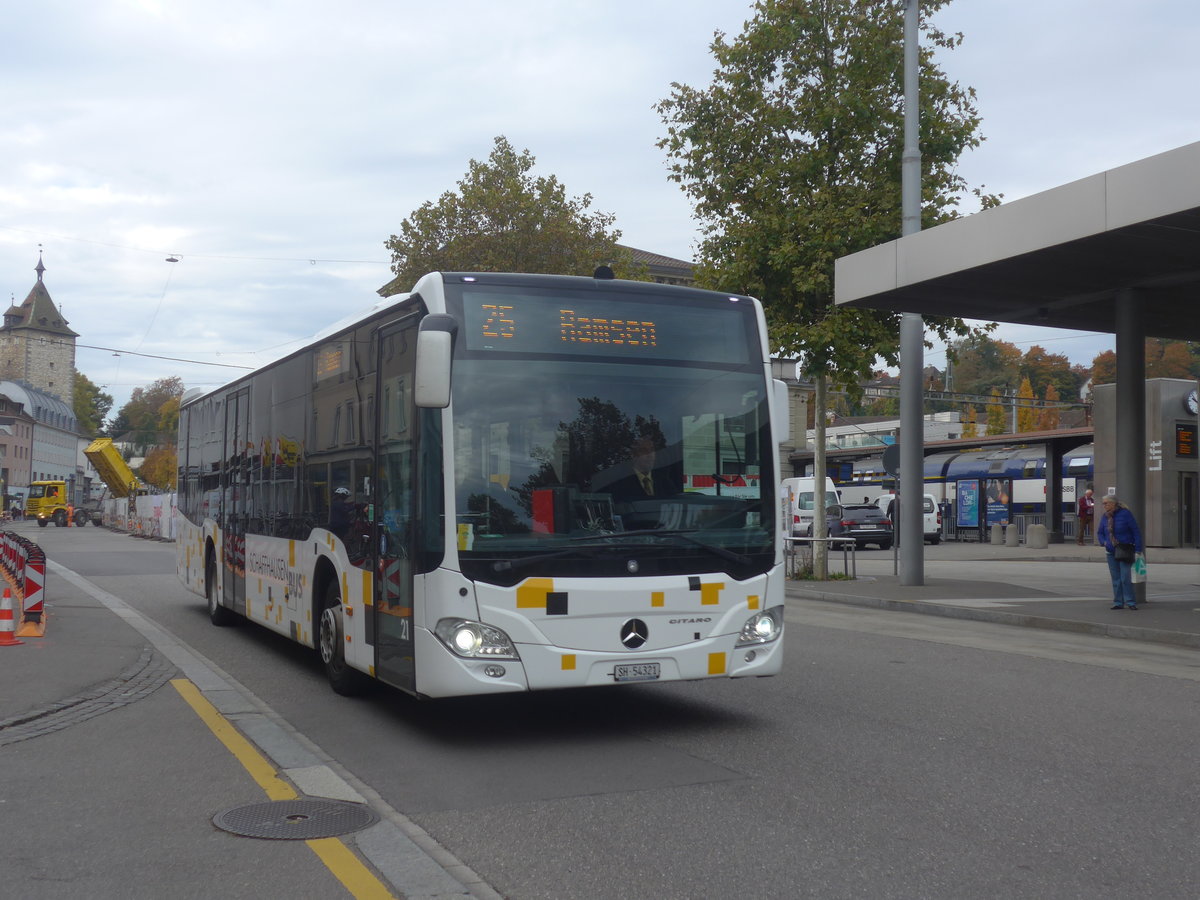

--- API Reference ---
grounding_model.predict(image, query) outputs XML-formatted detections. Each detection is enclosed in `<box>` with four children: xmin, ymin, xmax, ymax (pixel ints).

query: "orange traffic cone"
<box><xmin>0</xmin><ymin>588</ymin><xmax>23</xmax><ymax>646</ymax></box>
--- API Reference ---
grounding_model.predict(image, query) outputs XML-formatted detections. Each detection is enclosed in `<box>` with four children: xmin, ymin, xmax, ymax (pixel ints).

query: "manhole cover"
<box><xmin>213</xmin><ymin>799</ymin><xmax>378</xmax><ymax>840</ymax></box>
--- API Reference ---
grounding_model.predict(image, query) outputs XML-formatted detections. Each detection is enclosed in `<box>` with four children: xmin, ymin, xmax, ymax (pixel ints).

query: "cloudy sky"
<box><xmin>3</xmin><ymin>0</ymin><xmax>1197</xmax><ymax>416</ymax></box>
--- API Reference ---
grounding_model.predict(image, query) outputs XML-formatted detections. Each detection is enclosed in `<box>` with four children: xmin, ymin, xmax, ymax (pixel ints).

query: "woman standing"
<box><xmin>1096</xmin><ymin>495</ymin><xmax>1144</xmax><ymax>610</ymax></box>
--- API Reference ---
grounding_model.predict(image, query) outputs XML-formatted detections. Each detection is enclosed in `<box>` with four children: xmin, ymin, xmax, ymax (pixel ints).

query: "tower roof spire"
<box><xmin>35</xmin><ymin>246</ymin><xmax>45</xmax><ymax>282</ymax></box>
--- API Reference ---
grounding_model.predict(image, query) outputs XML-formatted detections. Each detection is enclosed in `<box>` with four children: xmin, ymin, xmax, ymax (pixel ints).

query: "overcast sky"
<box><xmin>3</xmin><ymin>0</ymin><xmax>1197</xmax><ymax>416</ymax></box>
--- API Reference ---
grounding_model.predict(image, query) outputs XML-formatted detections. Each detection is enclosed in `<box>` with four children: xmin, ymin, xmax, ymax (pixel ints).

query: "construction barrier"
<box><xmin>16</xmin><ymin>542</ymin><xmax>45</xmax><ymax>637</ymax></box>
<box><xmin>0</xmin><ymin>588</ymin><xmax>22</xmax><ymax>646</ymax></box>
<box><xmin>1</xmin><ymin>530</ymin><xmax>47</xmax><ymax>639</ymax></box>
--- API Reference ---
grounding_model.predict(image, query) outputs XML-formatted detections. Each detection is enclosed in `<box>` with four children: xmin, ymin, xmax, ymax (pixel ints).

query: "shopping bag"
<box><xmin>1131</xmin><ymin>552</ymin><xmax>1147</xmax><ymax>584</ymax></box>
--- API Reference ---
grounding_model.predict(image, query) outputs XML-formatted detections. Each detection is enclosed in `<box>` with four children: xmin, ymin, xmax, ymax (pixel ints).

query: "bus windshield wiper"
<box><xmin>491</xmin><ymin>529</ymin><xmax>752</xmax><ymax>573</ymax></box>
<box><xmin>491</xmin><ymin>543</ymin><xmax>614</xmax><ymax>573</ymax></box>
<box><xmin>600</xmin><ymin>528</ymin><xmax>751</xmax><ymax>566</ymax></box>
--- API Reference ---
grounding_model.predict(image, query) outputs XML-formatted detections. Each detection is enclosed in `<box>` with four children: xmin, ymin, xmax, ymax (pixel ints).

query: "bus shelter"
<box><xmin>834</xmin><ymin>141</ymin><xmax>1200</xmax><ymax>560</ymax></box>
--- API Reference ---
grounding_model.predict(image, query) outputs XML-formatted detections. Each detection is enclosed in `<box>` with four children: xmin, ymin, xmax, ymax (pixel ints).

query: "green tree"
<box><xmin>73</xmin><ymin>372</ymin><xmax>113</xmax><ymax>437</ymax></box>
<box><xmin>381</xmin><ymin>136</ymin><xmax>644</xmax><ymax>295</ymax></box>
<box><xmin>112</xmin><ymin>376</ymin><xmax>185</xmax><ymax>450</ymax></box>
<box><xmin>656</xmin><ymin>0</ymin><xmax>995</xmax><ymax>390</ymax></box>
<box><xmin>948</xmin><ymin>335</ymin><xmax>1022</xmax><ymax>397</ymax></box>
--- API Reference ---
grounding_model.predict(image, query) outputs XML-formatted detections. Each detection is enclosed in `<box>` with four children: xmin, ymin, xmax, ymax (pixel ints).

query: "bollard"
<box><xmin>0</xmin><ymin>588</ymin><xmax>23</xmax><ymax>646</ymax></box>
<box><xmin>1005</xmin><ymin>523</ymin><xmax>1019</xmax><ymax>547</ymax></box>
<box><xmin>1026</xmin><ymin>524</ymin><xmax>1049</xmax><ymax>549</ymax></box>
<box><xmin>990</xmin><ymin>523</ymin><xmax>1003</xmax><ymax>544</ymax></box>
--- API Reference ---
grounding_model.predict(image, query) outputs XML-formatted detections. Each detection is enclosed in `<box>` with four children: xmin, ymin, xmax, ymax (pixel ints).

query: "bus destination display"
<box><xmin>463</xmin><ymin>290</ymin><xmax>752</xmax><ymax>363</ymax></box>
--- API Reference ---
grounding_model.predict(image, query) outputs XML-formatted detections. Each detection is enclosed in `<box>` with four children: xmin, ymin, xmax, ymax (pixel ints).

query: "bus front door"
<box><xmin>373</xmin><ymin>319</ymin><xmax>418</xmax><ymax>693</ymax></box>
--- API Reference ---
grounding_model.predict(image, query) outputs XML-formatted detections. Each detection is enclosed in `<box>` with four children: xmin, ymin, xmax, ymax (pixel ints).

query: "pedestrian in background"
<box><xmin>1096</xmin><ymin>494</ymin><xmax>1143</xmax><ymax>610</ymax></box>
<box><xmin>1075</xmin><ymin>486</ymin><xmax>1095</xmax><ymax>545</ymax></box>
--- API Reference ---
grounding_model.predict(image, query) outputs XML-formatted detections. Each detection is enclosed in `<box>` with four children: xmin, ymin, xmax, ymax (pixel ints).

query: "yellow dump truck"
<box><xmin>84</xmin><ymin>438</ymin><xmax>143</xmax><ymax>498</ymax></box>
<box><xmin>25</xmin><ymin>480</ymin><xmax>88</xmax><ymax>527</ymax></box>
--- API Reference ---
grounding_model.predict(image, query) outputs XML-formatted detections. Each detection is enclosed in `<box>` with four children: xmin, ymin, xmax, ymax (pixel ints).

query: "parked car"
<box><xmin>781</xmin><ymin>476</ymin><xmax>841</xmax><ymax>537</ymax></box>
<box><xmin>872</xmin><ymin>493</ymin><xmax>942</xmax><ymax>544</ymax></box>
<box><xmin>831</xmin><ymin>503</ymin><xmax>894</xmax><ymax>550</ymax></box>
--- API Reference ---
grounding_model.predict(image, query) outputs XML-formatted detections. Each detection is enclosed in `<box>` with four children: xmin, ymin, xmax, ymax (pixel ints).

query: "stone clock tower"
<box><xmin>1</xmin><ymin>253</ymin><xmax>79</xmax><ymax>407</ymax></box>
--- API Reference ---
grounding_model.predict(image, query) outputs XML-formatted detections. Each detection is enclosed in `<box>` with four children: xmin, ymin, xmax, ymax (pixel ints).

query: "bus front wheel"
<box><xmin>318</xmin><ymin>582</ymin><xmax>369</xmax><ymax>696</ymax></box>
<box><xmin>206</xmin><ymin>549</ymin><xmax>235</xmax><ymax>626</ymax></box>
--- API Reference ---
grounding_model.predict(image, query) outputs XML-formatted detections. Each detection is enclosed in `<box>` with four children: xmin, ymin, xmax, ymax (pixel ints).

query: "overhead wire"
<box><xmin>0</xmin><ymin>223</ymin><xmax>389</xmax><ymax>266</ymax></box>
<box><xmin>75</xmin><ymin>343</ymin><xmax>254</xmax><ymax>369</ymax></box>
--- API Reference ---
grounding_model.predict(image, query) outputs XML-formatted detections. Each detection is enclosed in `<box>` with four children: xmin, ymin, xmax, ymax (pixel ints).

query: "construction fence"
<box><xmin>99</xmin><ymin>494</ymin><xmax>178</xmax><ymax>541</ymax></box>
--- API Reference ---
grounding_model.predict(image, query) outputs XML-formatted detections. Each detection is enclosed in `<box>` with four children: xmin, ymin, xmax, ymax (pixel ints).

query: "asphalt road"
<box><xmin>33</xmin><ymin>528</ymin><xmax>1200</xmax><ymax>898</ymax></box>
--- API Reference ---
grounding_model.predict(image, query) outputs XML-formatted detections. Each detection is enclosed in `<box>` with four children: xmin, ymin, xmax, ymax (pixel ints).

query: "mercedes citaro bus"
<box><xmin>176</xmin><ymin>270</ymin><xmax>789</xmax><ymax>698</ymax></box>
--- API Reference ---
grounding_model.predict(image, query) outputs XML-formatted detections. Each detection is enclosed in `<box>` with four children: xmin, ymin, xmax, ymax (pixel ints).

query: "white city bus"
<box><xmin>176</xmin><ymin>270</ymin><xmax>789</xmax><ymax>698</ymax></box>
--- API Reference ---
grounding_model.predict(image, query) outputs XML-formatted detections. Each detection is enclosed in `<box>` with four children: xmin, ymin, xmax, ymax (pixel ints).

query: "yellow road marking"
<box><xmin>171</xmin><ymin>679</ymin><xmax>396</xmax><ymax>899</ymax></box>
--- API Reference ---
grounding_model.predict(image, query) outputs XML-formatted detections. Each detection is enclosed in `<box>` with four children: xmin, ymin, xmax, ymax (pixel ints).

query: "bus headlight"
<box><xmin>434</xmin><ymin>618</ymin><xmax>520</xmax><ymax>660</ymax></box>
<box><xmin>736</xmin><ymin>607</ymin><xmax>783</xmax><ymax>646</ymax></box>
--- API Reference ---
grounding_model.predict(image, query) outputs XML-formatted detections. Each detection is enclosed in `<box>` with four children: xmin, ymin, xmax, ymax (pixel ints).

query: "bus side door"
<box><xmin>223</xmin><ymin>387</ymin><xmax>250</xmax><ymax>613</ymax></box>
<box><xmin>373</xmin><ymin>318</ymin><xmax>419</xmax><ymax>692</ymax></box>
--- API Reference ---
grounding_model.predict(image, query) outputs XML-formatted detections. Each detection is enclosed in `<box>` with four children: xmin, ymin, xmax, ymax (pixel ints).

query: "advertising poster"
<box><xmin>985</xmin><ymin>477</ymin><xmax>1012</xmax><ymax>527</ymax></box>
<box><xmin>956</xmin><ymin>479</ymin><xmax>980</xmax><ymax>529</ymax></box>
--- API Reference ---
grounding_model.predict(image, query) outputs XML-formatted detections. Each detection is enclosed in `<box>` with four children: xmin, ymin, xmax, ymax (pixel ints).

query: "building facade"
<box><xmin>0</xmin><ymin>392</ymin><xmax>36</xmax><ymax>505</ymax></box>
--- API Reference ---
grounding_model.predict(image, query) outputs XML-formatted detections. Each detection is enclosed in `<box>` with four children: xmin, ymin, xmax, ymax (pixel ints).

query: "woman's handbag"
<box><xmin>1132</xmin><ymin>552</ymin><xmax>1148</xmax><ymax>584</ymax></box>
<box><xmin>1114</xmin><ymin>542</ymin><xmax>1136</xmax><ymax>563</ymax></box>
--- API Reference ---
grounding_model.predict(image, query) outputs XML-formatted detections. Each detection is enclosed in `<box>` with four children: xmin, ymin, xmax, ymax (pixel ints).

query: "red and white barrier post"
<box><xmin>16</xmin><ymin>546</ymin><xmax>45</xmax><ymax>638</ymax></box>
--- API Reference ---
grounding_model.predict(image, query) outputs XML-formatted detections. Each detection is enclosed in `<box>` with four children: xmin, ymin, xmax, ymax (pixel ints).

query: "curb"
<box><xmin>786</xmin><ymin>587</ymin><xmax>1200</xmax><ymax>650</ymax></box>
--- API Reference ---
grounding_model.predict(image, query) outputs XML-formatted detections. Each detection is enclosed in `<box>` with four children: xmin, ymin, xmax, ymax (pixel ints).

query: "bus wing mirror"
<box><xmin>414</xmin><ymin>314</ymin><xmax>458</xmax><ymax>408</ymax></box>
<box><xmin>772</xmin><ymin>379</ymin><xmax>790</xmax><ymax>441</ymax></box>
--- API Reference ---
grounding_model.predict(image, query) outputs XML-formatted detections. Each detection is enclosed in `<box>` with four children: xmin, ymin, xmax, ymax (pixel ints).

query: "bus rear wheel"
<box><xmin>318</xmin><ymin>582</ymin><xmax>369</xmax><ymax>696</ymax></box>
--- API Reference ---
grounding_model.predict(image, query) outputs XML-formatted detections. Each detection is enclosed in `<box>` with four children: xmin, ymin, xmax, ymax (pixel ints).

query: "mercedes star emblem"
<box><xmin>620</xmin><ymin>618</ymin><xmax>649</xmax><ymax>649</ymax></box>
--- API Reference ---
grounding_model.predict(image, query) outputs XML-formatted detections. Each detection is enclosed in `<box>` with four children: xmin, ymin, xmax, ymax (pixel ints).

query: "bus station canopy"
<box><xmin>833</xmin><ymin>141</ymin><xmax>1200</xmax><ymax>341</ymax></box>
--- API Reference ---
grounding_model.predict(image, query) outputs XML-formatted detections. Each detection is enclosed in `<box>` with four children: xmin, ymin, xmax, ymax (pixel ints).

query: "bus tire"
<box><xmin>318</xmin><ymin>581</ymin><xmax>369</xmax><ymax>696</ymax></box>
<box><xmin>206</xmin><ymin>548</ymin><xmax>235</xmax><ymax>626</ymax></box>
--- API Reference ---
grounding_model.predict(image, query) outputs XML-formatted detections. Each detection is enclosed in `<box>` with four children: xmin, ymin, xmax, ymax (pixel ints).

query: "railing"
<box><xmin>940</xmin><ymin>513</ymin><xmax>1082</xmax><ymax>544</ymax></box>
<box><xmin>784</xmin><ymin>535</ymin><xmax>858</xmax><ymax>579</ymax></box>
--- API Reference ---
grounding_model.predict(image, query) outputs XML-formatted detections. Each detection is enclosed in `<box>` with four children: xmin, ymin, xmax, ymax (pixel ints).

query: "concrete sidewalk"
<box><xmin>0</xmin><ymin>532</ymin><xmax>483</xmax><ymax>899</ymax></box>
<box><xmin>786</xmin><ymin>539</ymin><xmax>1200</xmax><ymax>648</ymax></box>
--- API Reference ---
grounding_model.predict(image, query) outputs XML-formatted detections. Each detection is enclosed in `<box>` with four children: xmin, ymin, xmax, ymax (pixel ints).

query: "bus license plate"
<box><xmin>614</xmin><ymin>662</ymin><xmax>660</xmax><ymax>683</ymax></box>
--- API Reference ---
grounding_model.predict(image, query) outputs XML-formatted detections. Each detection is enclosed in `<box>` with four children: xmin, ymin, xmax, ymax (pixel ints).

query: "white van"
<box><xmin>872</xmin><ymin>492</ymin><xmax>942</xmax><ymax>544</ymax></box>
<box><xmin>781</xmin><ymin>477</ymin><xmax>841</xmax><ymax>537</ymax></box>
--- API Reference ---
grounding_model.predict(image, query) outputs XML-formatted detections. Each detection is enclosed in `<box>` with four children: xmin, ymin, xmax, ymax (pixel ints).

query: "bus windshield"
<box><xmin>447</xmin><ymin>283</ymin><xmax>774</xmax><ymax>584</ymax></box>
